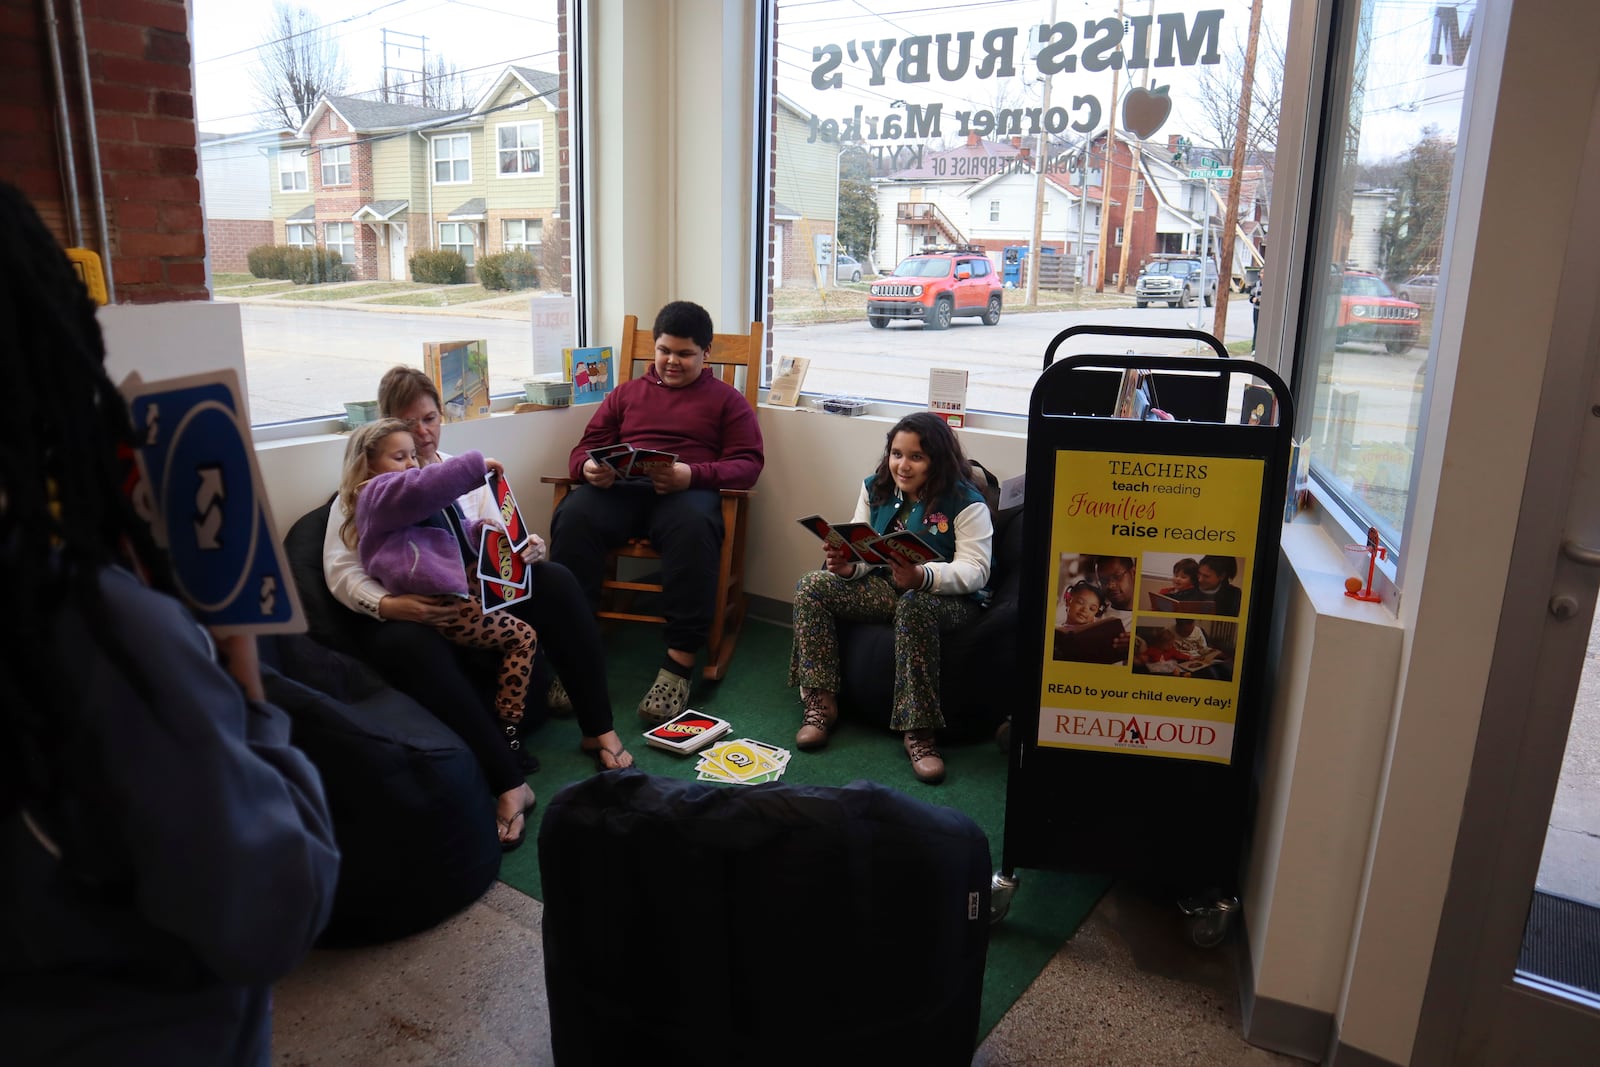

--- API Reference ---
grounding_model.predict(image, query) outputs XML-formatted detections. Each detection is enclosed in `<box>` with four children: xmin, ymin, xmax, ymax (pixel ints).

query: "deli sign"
<box><xmin>804</xmin><ymin>9</ymin><xmax>1223</xmax><ymax>147</ymax></box>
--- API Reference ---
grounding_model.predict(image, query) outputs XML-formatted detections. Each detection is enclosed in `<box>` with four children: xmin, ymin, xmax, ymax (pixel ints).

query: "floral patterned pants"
<box><xmin>787</xmin><ymin>569</ymin><xmax>979</xmax><ymax>732</ymax></box>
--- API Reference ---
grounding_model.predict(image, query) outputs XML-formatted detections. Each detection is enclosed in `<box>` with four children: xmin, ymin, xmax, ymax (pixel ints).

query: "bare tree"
<box><xmin>423</xmin><ymin>55</ymin><xmax>474</xmax><ymax>111</ymax></box>
<box><xmin>1191</xmin><ymin>23</ymin><xmax>1285</xmax><ymax>184</ymax></box>
<box><xmin>250</xmin><ymin>3</ymin><xmax>349</xmax><ymax>130</ymax></box>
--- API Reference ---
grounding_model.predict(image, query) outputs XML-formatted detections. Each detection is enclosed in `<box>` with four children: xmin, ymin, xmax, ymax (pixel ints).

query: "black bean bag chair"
<box><xmin>261</xmin><ymin>633</ymin><xmax>500</xmax><ymax>947</ymax></box>
<box><xmin>539</xmin><ymin>771</ymin><xmax>990</xmax><ymax>1067</ymax></box>
<box><xmin>836</xmin><ymin>504</ymin><xmax>1024</xmax><ymax>741</ymax></box>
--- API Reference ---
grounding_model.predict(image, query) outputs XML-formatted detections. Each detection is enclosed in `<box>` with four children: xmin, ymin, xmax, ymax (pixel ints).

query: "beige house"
<box><xmin>771</xmin><ymin>94</ymin><xmax>839</xmax><ymax>288</ymax></box>
<box><xmin>269</xmin><ymin>65</ymin><xmax>563</xmax><ymax>282</ymax></box>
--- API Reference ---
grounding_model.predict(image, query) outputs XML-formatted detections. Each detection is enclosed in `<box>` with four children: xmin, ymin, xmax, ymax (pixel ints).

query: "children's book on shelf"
<box><xmin>423</xmin><ymin>340</ymin><xmax>490</xmax><ymax>422</ymax></box>
<box><xmin>643</xmin><ymin>709</ymin><xmax>732</xmax><ymax>754</ymax></box>
<box><xmin>795</xmin><ymin>515</ymin><xmax>946</xmax><ymax>565</ymax></box>
<box><xmin>768</xmin><ymin>355</ymin><xmax>810</xmax><ymax>407</ymax></box>
<box><xmin>563</xmin><ymin>346</ymin><xmax>615</xmax><ymax>405</ymax></box>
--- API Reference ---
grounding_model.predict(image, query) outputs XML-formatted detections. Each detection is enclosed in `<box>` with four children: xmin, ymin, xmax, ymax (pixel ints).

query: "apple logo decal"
<box><xmin>1122</xmin><ymin>84</ymin><xmax>1172</xmax><ymax>140</ymax></box>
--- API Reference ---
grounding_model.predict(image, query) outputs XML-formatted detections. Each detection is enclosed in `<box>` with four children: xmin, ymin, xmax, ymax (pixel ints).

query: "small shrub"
<box><xmin>478</xmin><ymin>250</ymin><xmax>539</xmax><ymax>291</ymax></box>
<box><xmin>246</xmin><ymin>244</ymin><xmax>291</xmax><ymax>279</ymax></box>
<box><xmin>411</xmin><ymin>249</ymin><xmax>468</xmax><ymax>284</ymax></box>
<box><xmin>283</xmin><ymin>247</ymin><xmax>353</xmax><ymax>284</ymax></box>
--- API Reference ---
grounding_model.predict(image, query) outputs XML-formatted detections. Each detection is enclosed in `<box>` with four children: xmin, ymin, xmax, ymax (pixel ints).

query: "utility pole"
<box><xmin>1076</xmin><ymin>135</ymin><xmax>1089</xmax><ymax>293</ymax></box>
<box><xmin>1213</xmin><ymin>0</ymin><xmax>1264</xmax><ymax>344</ymax></box>
<box><xmin>1193</xmin><ymin>176</ymin><xmax>1211</xmax><ymax>331</ymax></box>
<box><xmin>1026</xmin><ymin>0</ymin><xmax>1058</xmax><ymax>308</ymax></box>
<box><xmin>1093</xmin><ymin>0</ymin><xmax>1127</xmax><ymax>293</ymax></box>
<box><xmin>1115</xmin><ymin>0</ymin><xmax>1157</xmax><ymax>294</ymax></box>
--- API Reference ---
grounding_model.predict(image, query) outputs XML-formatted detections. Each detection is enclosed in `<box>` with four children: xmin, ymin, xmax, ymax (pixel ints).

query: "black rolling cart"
<box><xmin>989</xmin><ymin>325</ymin><xmax>1294</xmax><ymax>946</ymax></box>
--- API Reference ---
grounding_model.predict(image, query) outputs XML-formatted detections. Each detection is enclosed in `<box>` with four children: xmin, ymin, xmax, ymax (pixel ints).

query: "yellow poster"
<box><xmin>1037</xmin><ymin>450</ymin><xmax>1264</xmax><ymax>765</ymax></box>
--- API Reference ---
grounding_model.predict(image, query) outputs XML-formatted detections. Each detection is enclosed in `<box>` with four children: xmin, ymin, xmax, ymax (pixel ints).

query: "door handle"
<box><xmin>1560</xmin><ymin>539</ymin><xmax>1600</xmax><ymax>567</ymax></box>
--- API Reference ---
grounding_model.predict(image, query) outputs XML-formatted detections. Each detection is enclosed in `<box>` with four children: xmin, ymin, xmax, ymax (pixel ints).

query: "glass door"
<box><xmin>1412</xmin><ymin>72</ymin><xmax>1600</xmax><ymax>1066</ymax></box>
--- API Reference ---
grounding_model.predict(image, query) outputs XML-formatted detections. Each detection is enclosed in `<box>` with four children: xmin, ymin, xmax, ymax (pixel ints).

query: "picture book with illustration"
<box><xmin>1052</xmin><ymin>616</ymin><xmax>1127</xmax><ymax>665</ymax></box>
<box><xmin>423</xmin><ymin>340</ymin><xmax>490</xmax><ymax>422</ymax></box>
<box><xmin>796</xmin><ymin>515</ymin><xmax>946</xmax><ymax>565</ymax></box>
<box><xmin>563</xmin><ymin>346</ymin><xmax>615</xmax><ymax>405</ymax></box>
<box><xmin>768</xmin><ymin>355</ymin><xmax>810</xmax><ymax>406</ymax></box>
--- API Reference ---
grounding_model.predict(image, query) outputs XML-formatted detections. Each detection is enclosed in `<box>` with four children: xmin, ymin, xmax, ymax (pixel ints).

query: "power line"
<box><xmin>196</xmin><ymin>0</ymin><xmax>422</xmax><ymax>65</ymax></box>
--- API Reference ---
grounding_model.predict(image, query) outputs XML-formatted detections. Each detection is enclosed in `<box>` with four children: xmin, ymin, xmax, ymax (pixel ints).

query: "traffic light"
<box><xmin>1171</xmin><ymin>136</ymin><xmax>1190</xmax><ymax>165</ymax></box>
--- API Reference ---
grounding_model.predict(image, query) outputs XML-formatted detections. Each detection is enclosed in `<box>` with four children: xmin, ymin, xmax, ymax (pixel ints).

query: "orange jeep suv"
<box><xmin>1337</xmin><ymin>270</ymin><xmax>1422</xmax><ymax>354</ymax></box>
<box><xmin>867</xmin><ymin>249</ymin><xmax>1002</xmax><ymax>330</ymax></box>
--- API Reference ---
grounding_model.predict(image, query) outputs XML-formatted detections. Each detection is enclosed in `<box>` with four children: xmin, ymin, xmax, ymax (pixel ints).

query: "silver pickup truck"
<box><xmin>1134</xmin><ymin>256</ymin><xmax>1219</xmax><ymax>308</ymax></box>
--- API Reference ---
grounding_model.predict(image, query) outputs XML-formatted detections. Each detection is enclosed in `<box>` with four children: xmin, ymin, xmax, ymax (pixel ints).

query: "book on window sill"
<box><xmin>768</xmin><ymin>355</ymin><xmax>810</xmax><ymax>407</ymax></box>
<box><xmin>796</xmin><ymin>515</ymin><xmax>946</xmax><ymax>565</ymax></box>
<box><xmin>642</xmin><ymin>709</ymin><xmax>732</xmax><ymax>754</ymax></box>
<box><xmin>563</xmin><ymin>345</ymin><xmax>615</xmax><ymax>405</ymax></box>
<box><xmin>423</xmin><ymin>339</ymin><xmax>490</xmax><ymax>422</ymax></box>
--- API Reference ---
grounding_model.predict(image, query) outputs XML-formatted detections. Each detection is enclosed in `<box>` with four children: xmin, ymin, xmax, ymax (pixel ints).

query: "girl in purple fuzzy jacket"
<box><xmin>338</xmin><ymin>418</ymin><xmax>539</xmax><ymax>743</ymax></box>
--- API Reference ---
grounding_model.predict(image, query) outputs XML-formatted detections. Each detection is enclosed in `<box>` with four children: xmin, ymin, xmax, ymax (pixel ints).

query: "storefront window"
<box><xmin>192</xmin><ymin>0</ymin><xmax>583</xmax><ymax>425</ymax></box>
<box><xmin>1295</xmin><ymin>0</ymin><xmax>1478</xmax><ymax>547</ymax></box>
<box><xmin>764</xmin><ymin>0</ymin><xmax>1290</xmax><ymax>413</ymax></box>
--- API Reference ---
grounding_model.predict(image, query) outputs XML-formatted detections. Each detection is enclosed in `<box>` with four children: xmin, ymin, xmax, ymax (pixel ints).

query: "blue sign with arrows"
<box><xmin>124</xmin><ymin>370</ymin><xmax>304</xmax><ymax>634</ymax></box>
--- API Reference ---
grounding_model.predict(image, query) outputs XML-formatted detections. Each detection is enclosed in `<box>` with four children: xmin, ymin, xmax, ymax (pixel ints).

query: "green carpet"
<box><xmin>497</xmin><ymin>618</ymin><xmax>1109</xmax><ymax>1039</ymax></box>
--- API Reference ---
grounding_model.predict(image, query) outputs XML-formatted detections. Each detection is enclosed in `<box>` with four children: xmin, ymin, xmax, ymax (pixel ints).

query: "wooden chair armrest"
<box><xmin>540</xmin><ymin>476</ymin><xmax>580</xmax><ymax>486</ymax></box>
<box><xmin>716</xmin><ymin>488</ymin><xmax>753</xmax><ymax>499</ymax></box>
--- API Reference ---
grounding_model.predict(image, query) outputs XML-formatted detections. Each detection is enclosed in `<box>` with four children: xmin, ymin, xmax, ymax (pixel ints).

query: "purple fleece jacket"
<box><xmin>567</xmin><ymin>366</ymin><xmax>765</xmax><ymax>488</ymax></box>
<box><xmin>356</xmin><ymin>450</ymin><xmax>486</xmax><ymax>597</ymax></box>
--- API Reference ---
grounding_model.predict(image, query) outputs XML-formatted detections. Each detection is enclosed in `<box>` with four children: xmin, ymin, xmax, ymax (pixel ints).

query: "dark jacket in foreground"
<box><xmin>0</xmin><ymin>565</ymin><xmax>340</xmax><ymax>1066</ymax></box>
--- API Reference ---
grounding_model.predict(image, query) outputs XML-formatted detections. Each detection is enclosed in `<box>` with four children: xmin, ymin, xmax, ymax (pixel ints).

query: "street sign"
<box><xmin>1189</xmin><ymin>167</ymin><xmax>1234</xmax><ymax>179</ymax></box>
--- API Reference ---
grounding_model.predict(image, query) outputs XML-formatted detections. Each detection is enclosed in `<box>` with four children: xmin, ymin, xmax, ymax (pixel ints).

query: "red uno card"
<box><xmin>477</xmin><ymin>527</ymin><xmax>531</xmax><ymax>612</ymax></box>
<box><xmin>486</xmin><ymin>470</ymin><xmax>528</xmax><ymax>550</ymax></box>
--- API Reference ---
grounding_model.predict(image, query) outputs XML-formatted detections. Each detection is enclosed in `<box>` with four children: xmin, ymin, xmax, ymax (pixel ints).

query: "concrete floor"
<box><xmin>270</xmin><ymin>621</ymin><xmax>1599</xmax><ymax>1065</ymax></box>
<box><xmin>1534</xmin><ymin>613</ymin><xmax>1600</xmax><ymax>906</ymax></box>
<box><xmin>272</xmin><ymin>880</ymin><xmax>1308</xmax><ymax>1066</ymax></box>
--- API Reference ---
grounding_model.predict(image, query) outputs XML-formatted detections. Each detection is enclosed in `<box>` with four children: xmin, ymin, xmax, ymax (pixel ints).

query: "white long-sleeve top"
<box><xmin>322</xmin><ymin>450</ymin><xmax>498</xmax><ymax>618</ymax></box>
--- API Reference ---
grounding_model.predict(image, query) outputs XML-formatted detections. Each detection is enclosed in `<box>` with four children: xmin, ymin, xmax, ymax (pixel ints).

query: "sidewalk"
<box><xmin>213</xmin><ymin>280</ymin><xmax>540</xmax><ymax>320</ymax></box>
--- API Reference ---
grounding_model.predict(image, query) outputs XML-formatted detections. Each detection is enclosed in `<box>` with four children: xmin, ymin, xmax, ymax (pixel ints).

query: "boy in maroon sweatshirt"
<box><xmin>553</xmin><ymin>300</ymin><xmax>765</xmax><ymax>721</ymax></box>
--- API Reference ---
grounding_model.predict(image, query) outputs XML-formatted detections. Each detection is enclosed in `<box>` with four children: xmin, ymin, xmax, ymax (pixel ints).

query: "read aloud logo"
<box><xmin>1045</xmin><ymin>710</ymin><xmax>1232</xmax><ymax>760</ymax></box>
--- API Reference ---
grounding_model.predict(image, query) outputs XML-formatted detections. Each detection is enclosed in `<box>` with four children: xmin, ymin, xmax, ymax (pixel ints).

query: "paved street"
<box><xmin>234</xmin><ymin>303</ymin><xmax>541</xmax><ymax>423</ymax></box>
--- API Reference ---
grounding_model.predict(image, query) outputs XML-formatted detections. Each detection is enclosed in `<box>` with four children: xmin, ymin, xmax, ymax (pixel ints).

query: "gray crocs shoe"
<box><xmin>637</xmin><ymin>668</ymin><xmax>691</xmax><ymax>724</ymax></box>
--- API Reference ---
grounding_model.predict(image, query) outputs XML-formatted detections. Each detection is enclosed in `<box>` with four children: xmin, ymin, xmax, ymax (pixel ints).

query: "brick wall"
<box><xmin>4</xmin><ymin>0</ymin><xmax>208</xmax><ymax>302</ymax></box>
<box><xmin>207</xmin><ymin>218</ymin><xmax>273</xmax><ymax>272</ymax></box>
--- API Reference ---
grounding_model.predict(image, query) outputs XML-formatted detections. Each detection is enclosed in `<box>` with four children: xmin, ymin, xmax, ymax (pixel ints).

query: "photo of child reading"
<box><xmin>1138</xmin><ymin>551</ymin><xmax>1247</xmax><ymax>617</ymax></box>
<box><xmin>1131</xmin><ymin>618</ymin><xmax>1236</xmax><ymax>681</ymax></box>
<box><xmin>1052</xmin><ymin>552</ymin><xmax>1130</xmax><ymax>665</ymax></box>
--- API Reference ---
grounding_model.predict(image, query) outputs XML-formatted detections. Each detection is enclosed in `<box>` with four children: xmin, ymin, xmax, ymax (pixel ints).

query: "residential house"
<box><xmin>198</xmin><ymin>130</ymin><xmax>284</xmax><ymax>272</ymax></box>
<box><xmin>872</xmin><ymin>134</ymin><xmax>1028</xmax><ymax>267</ymax></box>
<box><xmin>959</xmin><ymin>163</ymin><xmax>1105</xmax><ymax>286</ymax></box>
<box><xmin>771</xmin><ymin>95</ymin><xmax>840</xmax><ymax>288</ymax></box>
<box><xmin>268</xmin><ymin>65</ymin><xmax>564</xmax><ymax>284</ymax></box>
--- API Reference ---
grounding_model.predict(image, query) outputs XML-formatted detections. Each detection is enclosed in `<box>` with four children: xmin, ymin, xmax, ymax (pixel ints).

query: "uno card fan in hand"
<box><xmin>486</xmin><ymin>470</ymin><xmax>529</xmax><ymax>550</ymax></box>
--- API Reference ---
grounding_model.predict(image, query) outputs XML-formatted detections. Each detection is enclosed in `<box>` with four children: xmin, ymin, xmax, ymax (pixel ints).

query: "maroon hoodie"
<box><xmin>567</xmin><ymin>366</ymin><xmax>764</xmax><ymax>489</ymax></box>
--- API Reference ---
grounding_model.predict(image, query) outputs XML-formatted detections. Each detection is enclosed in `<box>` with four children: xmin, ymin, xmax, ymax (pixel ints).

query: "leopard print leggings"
<box><xmin>435</xmin><ymin>597</ymin><xmax>537</xmax><ymax>723</ymax></box>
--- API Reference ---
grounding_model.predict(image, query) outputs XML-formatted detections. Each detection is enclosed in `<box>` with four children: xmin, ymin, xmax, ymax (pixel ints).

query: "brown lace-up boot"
<box><xmin>795</xmin><ymin>688</ymin><xmax>838</xmax><ymax>750</ymax></box>
<box><xmin>903</xmin><ymin>729</ymin><xmax>945</xmax><ymax>784</ymax></box>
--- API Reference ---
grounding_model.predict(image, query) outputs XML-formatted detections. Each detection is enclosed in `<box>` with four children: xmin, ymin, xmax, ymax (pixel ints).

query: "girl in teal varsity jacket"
<box><xmin>787</xmin><ymin>413</ymin><xmax>994</xmax><ymax>784</ymax></box>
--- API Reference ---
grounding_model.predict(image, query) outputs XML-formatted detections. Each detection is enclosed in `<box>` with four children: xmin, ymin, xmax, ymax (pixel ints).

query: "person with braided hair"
<box><xmin>0</xmin><ymin>182</ymin><xmax>340</xmax><ymax>1065</ymax></box>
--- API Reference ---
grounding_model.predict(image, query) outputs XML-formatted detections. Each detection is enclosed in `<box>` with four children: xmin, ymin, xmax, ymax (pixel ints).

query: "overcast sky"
<box><xmin>192</xmin><ymin>0</ymin><xmax>560</xmax><ymax>132</ymax></box>
<box><xmin>192</xmin><ymin>0</ymin><xmax>1472</xmax><ymax>161</ymax></box>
